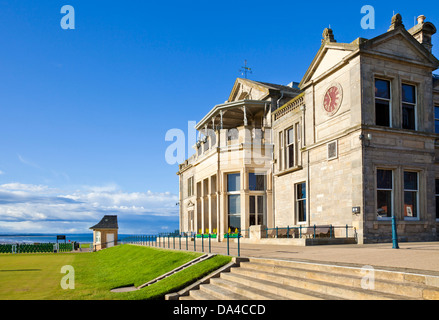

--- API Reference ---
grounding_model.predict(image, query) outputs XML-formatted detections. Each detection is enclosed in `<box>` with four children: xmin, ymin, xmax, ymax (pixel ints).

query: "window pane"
<box><xmin>404</xmin><ymin>191</ymin><xmax>417</xmax><ymax>218</ymax></box>
<box><xmin>257</xmin><ymin>196</ymin><xmax>264</xmax><ymax>214</ymax></box>
<box><xmin>296</xmin><ymin>183</ymin><xmax>306</xmax><ymax>223</ymax></box>
<box><xmin>249</xmin><ymin>173</ymin><xmax>266</xmax><ymax>191</ymax></box>
<box><xmin>435</xmin><ymin>120</ymin><xmax>439</xmax><ymax>134</ymax></box>
<box><xmin>402</xmin><ymin>84</ymin><xmax>416</xmax><ymax>103</ymax></box>
<box><xmin>377</xmin><ymin>190</ymin><xmax>392</xmax><ymax>217</ymax></box>
<box><xmin>296</xmin><ymin>183</ymin><xmax>306</xmax><ymax>200</ymax></box>
<box><xmin>404</xmin><ymin>172</ymin><xmax>418</xmax><ymax>190</ymax></box>
<box><xmin>288</xmin><ymin>128</ymin><xmax>294</xmax><ymax>145</ymax></box>
<box><xmin>376</xmin><ymin>100</ymin><xmax>390</xmax><ymax>127</ymax></box>
<box><xmin>375</xmin><ymin>79</ymin><xmax>390</xmax><ymax>99</ymax></box>
<box><xmin>402</xmin><ymin>104</ymin><xmax>415</xmax><ymax>130</ymax></box>
<box><xmin>249</xmin><ymin>196</ymin><xmax>255</xmax><ymax>214</ymax></box>
<box><xmin>228</xmin><ymin>194</ymin><xmax>241</xmax><ymax>214</ymax></box>
<box><xmin>436</xmin><ymin>179</ymin><xmax>439</xmax><ymax>195</ymax></box>
<box><xmin>257</xmin><ymin>196</ymin><xmax>264</xmax><ymax>225</ymax></box>
<box><xmin>249</xmin><ymin>214</ymin><xmax>256</xmax><ymax>226</ymax></box>
<box><xmin>288</xmin><ymin>145</ymin><xmax>294</xmax><ymax>168</ymax></box>
<box><xmin>228</xmin><ymin>194</ymin><xmax>241</xmax><ymax>231</ymax></box>
<box><xmin>228</xmin><ymin>215</ymin><xmax>241</xmax><ymax>231</ymax></box>
<box><xmin>297</xmin><ymin>200</ymin><xmax>306</xmax><ymax>222</ymax></box>
<box><xmin>227</xmin><ymin>173</ymin><xmax>240</xmax><ymax>192</ymax></box>
<box><xmin>435</xmin><ymin>106</ymin><xmax>439</xmax><ymax>120</ymax></box>
<box><xmin>377</xmin><ymin>170</ymin><xmax>392</xmax><ymax>189</ymax></box>
<box><xmin>436</xmin><ymin>196</ymin><xmax>439</xmax><ymax>219</ymax></box>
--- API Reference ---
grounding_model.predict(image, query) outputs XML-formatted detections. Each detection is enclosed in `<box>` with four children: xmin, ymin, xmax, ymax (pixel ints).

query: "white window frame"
<box><xmin>95</xmin><ymin>231</ymin><xmax>101</xmax><ymax>244</ymax></box>
<box><xmin>295</xmin><ymin>182</ymin><xmax>307</xmax><ymax>224</ymax></box>
<box><xmin>249</xmin><ymin>195</ymin><xmax>266</xmax><ymax>226</ymax></box>
<box><xmin>286</xmin><ymin>127</ymin><xmax>295</xmax><ymax>169</ymax></box>
<box><xmin>278</xmin><ymin>131</ymin><xmax>283</xmax><ymax>171</ymax></box>
<box><xmin>226</xmin><ymin>173</ymin><xmax>241</xmax><ymax>232</ymax></box>
<box><xmin>403</xmin><ymin>171</ymin><xmax>420</xmax><ymax>221</ymax></box>
<box><xmin>187</xmin><ymin>176</ymin><xmax>194</xmax><ymax>197</ymax></box>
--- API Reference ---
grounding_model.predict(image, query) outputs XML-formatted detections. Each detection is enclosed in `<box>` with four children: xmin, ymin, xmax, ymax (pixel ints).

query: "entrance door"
<box><xmin>106</xmin><ymin>233</ymin><xmax>114</xmax><ymax>248</ymax></box>
<box><xmin>249</xmin><ymin>195</ymin><xmax>265</xmax><ymax>226</ymax></box>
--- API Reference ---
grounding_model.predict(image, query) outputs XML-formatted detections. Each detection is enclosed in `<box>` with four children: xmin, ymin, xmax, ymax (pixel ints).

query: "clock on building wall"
<box><xmin>322</xmin><ymin>83</ymin><xmax>343</xmax><ymax>116</ymax></box>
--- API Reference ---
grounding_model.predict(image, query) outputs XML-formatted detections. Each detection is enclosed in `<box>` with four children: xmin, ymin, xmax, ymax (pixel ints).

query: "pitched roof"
<box><xmin>246</xmin><ymin>79</ymin><xmax>302</xmax><ymax>95</ymax></box>
<box><xmin>89</xmin><ymin>215</ymin><xmax>118</xmax><ymax>230</ymax></box>
<box><xmin>228</xmin><ymin>78</ymin><xmax>302</xmax><ymax>102</ymax></box>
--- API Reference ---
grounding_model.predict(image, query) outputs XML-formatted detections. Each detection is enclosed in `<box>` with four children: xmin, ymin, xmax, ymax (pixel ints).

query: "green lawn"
<box><xmin>0</xmin><ymin>244</ymin><xmax>231</xmax><ymax>300</ymax></box>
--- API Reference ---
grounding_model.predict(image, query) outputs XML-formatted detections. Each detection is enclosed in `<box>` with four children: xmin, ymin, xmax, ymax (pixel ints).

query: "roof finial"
<box><xmin>322</xmin><ymin>27</ymin><xmax>336</xmax><ymax>44</ymax></box>
<box><xmin>388</xmin><ymin>13</ymin><xmax>405</xmax><ymax>31</ymax></box>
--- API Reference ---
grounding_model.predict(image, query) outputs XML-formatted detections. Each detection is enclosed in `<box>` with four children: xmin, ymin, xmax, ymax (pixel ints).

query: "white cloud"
<box><xmin>17</xmin><ymin>154</ymin><xmax>41</xmax><ymax>169</ymax></box>
<box><xmin>0</xmin><ymin>170</ymin><xmax>4</xmax><ymax>175</ymax></box>
<box><xmin>0</xmin><ymin>182</ymin><xmax>179</xmax><ymax>234</ymax></box>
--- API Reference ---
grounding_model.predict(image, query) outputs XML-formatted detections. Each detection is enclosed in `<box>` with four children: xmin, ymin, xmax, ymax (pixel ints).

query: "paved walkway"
<box><xmin>147</xmin><ymin>238</ymin><xmax>439</xmax><ymax>275</ymax></box>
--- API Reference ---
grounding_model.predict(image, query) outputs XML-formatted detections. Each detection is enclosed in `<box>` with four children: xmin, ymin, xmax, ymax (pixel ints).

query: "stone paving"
<box><xmin>148</xmin><ymin>238</ymin><xmax>439</xmax><ymax>275</ymax></box>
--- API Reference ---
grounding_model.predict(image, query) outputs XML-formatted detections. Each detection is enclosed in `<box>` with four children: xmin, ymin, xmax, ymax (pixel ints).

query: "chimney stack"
<box><xmin>408</xmin><ymin>15</ymin><xmax>437</xmax><ymax>53</ymax></box>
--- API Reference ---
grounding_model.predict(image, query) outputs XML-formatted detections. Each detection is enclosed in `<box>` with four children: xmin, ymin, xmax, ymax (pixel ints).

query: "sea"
<box><xmin>0</xmin><ymin>233</ymin><xmax>133</xmax><ymax>244</ymax></box>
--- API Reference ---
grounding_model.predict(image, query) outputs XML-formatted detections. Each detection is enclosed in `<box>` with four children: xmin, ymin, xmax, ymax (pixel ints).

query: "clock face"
<box><xmin>323</xmin><ymin>84</ymin><xmax>343</xmax><ymax>116</ymax></box>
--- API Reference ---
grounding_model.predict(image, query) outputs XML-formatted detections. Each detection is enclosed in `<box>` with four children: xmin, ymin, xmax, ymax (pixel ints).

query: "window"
<box><xmin>435</xmin><ymin>106</ymin><xmax>439</xmax><ymax>134</ymax></box>
<box><xmin>249</xmin><ymin>173</ymin><xmax>266</xmax><ymax>191</ymax></box>
<box><xmin>95</xmin><ymin>231</ymin><xmax>101</xmax><ymax>244</ymax></box>
<box><xmin>377</xmin><ymin>169</ymin><xmax>393</xmax><ymax>219</ymax></box>
<box><xmin>278</xmin><ymin>132</ymin><xmax>283</xmax><ymax>171</ymax></box>
<box><xmin>249</xmin><ymin>172</ymin><xmax>266</xmax><ymax>227</ymax></box>
<box><xmin>327</xmin><ymin>140</ymin><xmax>338</xmax><ymax>160</ymax></box>
<box><xmin>375</xmin><ymin>79</ymin><xmax>391</xmax><ymax>127</ymax></box>
<box><xmin>286</xmin><ymin>128</ymin><xmax>295</xmax><ymax>168</ymax></box>
<box><xmin>227</xmin><ymin>173</ymin><xmax>241</xmax><ymax>231</ymax></box>
<box><xmin>296</xmin><ymin>183</ymin><xmax>306</xmax><ymax>223</ymax></box>
<box><xmin>402</xmin><ymin>84</ymin><xmax>416</xmax><ymax>130</ymax></box>
<box><xmin>436</xmin><ymin>179</ymin><xmax>439</xmax><ymax>220</ymax></box>
<box><xmin>249</xmin><ymin>195</ymin><xmax>265</xmax><ymax>226</ymax></box>
<box><xmin>227</xmin><ymin>173</ymin><xmax>240</xmax><ymax>192</ymax></box>
<box><xmin>187</xmin><ymin>176</ymin><xmax>194</xmax><ymax>197</ymax></box>
<box><xmin>404</xmin><ymin>171</ymin><xmax>419</xmax><ymax>219</ymax></box>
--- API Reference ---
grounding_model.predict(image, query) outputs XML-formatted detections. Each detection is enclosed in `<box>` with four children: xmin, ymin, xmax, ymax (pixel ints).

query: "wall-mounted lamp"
<box><xmin>359</xmin><ymin>133</ymin><xmax>372</xmax><ymax>141</ymax></box>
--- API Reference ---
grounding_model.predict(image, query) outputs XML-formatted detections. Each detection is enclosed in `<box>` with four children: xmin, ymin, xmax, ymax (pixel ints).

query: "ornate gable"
<box><xmin>360</xmin><ymin>28</ymin><xmax>439</xmax><ymax>69</ymax></box>
<box><xmin>228</xmin><ymin>78</ymin><xmax>271</xmax><ymax>102</ymax></box>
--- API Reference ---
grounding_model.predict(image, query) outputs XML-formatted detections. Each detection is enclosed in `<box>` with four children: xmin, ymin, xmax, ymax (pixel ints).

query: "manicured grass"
<box><xmin>0</xmin><ymin>244</ymin><xmax>231</xmax><ymax>300</ymax></box>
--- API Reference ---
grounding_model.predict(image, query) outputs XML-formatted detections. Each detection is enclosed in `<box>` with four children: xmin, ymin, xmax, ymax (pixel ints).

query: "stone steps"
<box><xmin>177</xmin><ymin>258</ymin><xmax>439</xmax><ymax>300</ymax></box>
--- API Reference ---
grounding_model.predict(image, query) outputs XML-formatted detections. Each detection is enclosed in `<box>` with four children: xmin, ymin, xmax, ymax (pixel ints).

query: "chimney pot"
<box><xmin>417</xmin><ymin>15</ymin><xmax>426</xmax><ymax>25</ymax></box>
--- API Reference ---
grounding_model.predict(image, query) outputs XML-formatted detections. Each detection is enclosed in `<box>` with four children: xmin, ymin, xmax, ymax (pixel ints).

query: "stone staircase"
<box><xmin>177</xmin><ymin>258</ymin><xmax>439</xmax><ymax>300</ymax></box>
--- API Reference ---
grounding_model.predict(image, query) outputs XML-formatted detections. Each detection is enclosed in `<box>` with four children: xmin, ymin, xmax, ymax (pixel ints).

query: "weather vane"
<box><xmin>239</xmin><ymin>60</ymin><xmax>252</xmax><ymax>79</ymax></box>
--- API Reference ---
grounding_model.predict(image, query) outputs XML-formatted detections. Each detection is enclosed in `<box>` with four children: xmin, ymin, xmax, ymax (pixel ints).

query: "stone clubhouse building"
<box><xmin>177</xmin><ymin>14</ymin><xmax>439</xmax><ymax>244</ymax></box>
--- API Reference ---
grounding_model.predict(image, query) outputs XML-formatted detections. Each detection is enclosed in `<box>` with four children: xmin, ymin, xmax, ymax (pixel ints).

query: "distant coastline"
<box><xmin>0</xmin><ymin>233</ymin><xmax>147</xmax><ymax>244</ymax></box>
<box><xmin>0</xmin><ymin>233</ymin><xmax>94</xmax><ymax>244</ymax></box>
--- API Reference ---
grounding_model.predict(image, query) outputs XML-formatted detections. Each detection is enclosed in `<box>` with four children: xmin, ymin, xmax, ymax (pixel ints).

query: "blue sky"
<box><xmin>0</xmin><ymin>0</ymin><xmax>438</xmax><ymax>234</ymax></box>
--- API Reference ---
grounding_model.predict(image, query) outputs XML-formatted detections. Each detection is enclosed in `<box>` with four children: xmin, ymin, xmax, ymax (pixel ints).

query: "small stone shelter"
<box><xmin>89</xmin><ymin>215</ymin><xmax>118</xmax><ymax>250</ymax></box>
